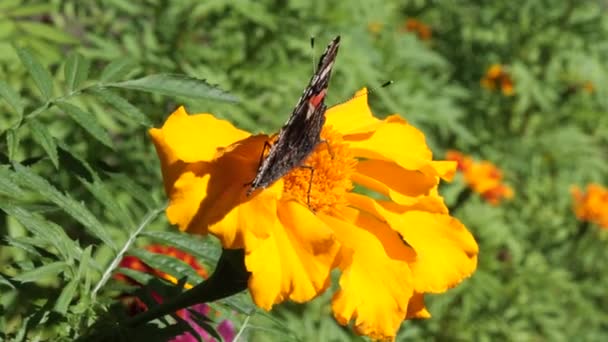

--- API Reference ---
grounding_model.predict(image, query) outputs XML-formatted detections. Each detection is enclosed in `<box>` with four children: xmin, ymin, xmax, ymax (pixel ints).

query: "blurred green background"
<box><xmin>1</xmin><ymin>0</ymin><xmax>607</xmax><ymax>340</ymax></box>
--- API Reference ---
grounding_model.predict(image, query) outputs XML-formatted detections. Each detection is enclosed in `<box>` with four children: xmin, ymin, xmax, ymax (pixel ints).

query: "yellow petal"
<box><xmin>166</xmin><ymin>135</ymin><xmax>279</xmax><ymax>247</ymax></box>
<box><xmin>347</xmin><ymin>189</ymin><xmax>449</xmax><ymax>216</ymax></box>
<box><xmin>398</xmin><ymin>211</ymin><xmax>477</xmax><ymax>293</ymax></box>
<box><xmin>352</xmin><ymin>159</ymin><xmax>439</xmax><ymax>205</ymax></box>
<box><xmin>345</xmin><ymin>115</ymin><xmax>433</xmax><ymax>171</ymax></box>
<box><xmin>325</xmin><ymin>88</ymin><xmax>381</xmax><ymax>135</ymax></box>
<box><xmin>245</xmin><ymin>200</ymin><xmax>340</xmax><ymax>309</ymax></box>
<box><xmin>321</xmin><ymin>208</ymin><xmax>414</xmax><ymax>340</ymax></box>
<box><xmin>406</xmin><ymin>293</ymin><xmax>431</xmax><ymax>319</ymax></box>
<box><xmin>422</xmin><ymin>160</ymin><xmax>458</xmax><ymax>182</ymax></box>
<box><xmin>151</xmin><ymin>106</ymin><xmax>250</xmax><ymax>164</ymax></box>
<box><xmin>344</xmin><ymin>194</ymin><xmax>477</xmax><ymax>292</ymax></box>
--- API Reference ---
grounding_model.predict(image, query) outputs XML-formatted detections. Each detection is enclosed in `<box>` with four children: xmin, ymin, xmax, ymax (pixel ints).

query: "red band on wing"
<box><xmin>308</xmin><ymin>89</ymin><xmax>327</xmax><ymax>108</ymax></box>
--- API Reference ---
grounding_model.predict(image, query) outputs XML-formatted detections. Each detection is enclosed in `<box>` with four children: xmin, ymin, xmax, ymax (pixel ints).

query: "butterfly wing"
<box><xmin>247</xmin><ymin>36</ymin><xmax>341</xmax><ymax>195</ymax></box>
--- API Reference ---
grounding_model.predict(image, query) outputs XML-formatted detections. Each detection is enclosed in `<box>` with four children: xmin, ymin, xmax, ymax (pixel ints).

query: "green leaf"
<box><xmin>99</xmin><ymin>59</ymin><xmax>138</xmax><ymax>83</ymax></box>
<box><xmin>109</xmin><ymin>173</ymin><xmax>159</xmax><ymax>210</ymax></box>
<box><xmin>0</xmin><ymin>79</ymin><xmax>23</xmax><ymax>116</ymax></box>
<box><xmin>26</xmin><ymin>118</ymin><xmax>59</xmax><ymax>168</ymax></box>
<box><xmin>5</xmin><ymin>3</ymin><xmax>53</xmax><ymax>17</ymax></box>
<box><xmin>0</xmin><ymin>273</ymin><xmax>15</xmax><ymax>289</ymax></box>
<box><xmin>79</xmin><ymin>245</ymin><xmax>93</xmax><ymax>295</ymax></box>
<box><xmin>12</xmin><ymin>163</ymin><xmax>116</xmax><ymax>250</ymax></box>
<box><xmin>56</xmin><ymin>140</ymin><xmax>95</xmax><ymax>178</ymax></box>
<box><xmin>0</xmin><ymin>202</ymin><xmax>78</xmax><ymax>261</ymax></box>
<box><xmin>17</xmin><ymin>22</ymin><xmax>78</xmax><ymax>44</ymax></box>
<box><xmin>64</xmin><ymin>52</ymin><xmax>90</xmax><ymax>92</ymax></box>
<box><xmin>89</xmin><ymin>87</ymin><xmax>150</xmax><ymax>125</ymax></box>
<box><xmin>54</xmin><ymin>277</ymin><xmax>79</xmax><ymax>314</ymax></box>
<box><xmin>79</xmin><ymin>176</ymin><xmax>135</xmax><ymax>229</ymax></box>
<box><xmin>56</xmin><ymin>101</ymin><xmax>113</xmax><ymax>148</ymax></box>
<box><xmin>108</xmin><ymin>74</ymin><xmax>239</xmax><ymax>103</ymax></box>
<box><xmin>12</xmin><ymin>261</ymin><xmax>68</xmax><ymax>283</ymax></box>
<box><xmin>5</xmin><ymin>236</ymin><xmax>42</xmax><ymax>257</ymax></box>
<box><xmin>14</xmin><ymin>46</ymin><xmax>53</xmax><ymax>100</ymax></box>
<box><xmin>6</xmin><ymin>128</ymin><xmax>18</xmax><ymax>161</ymax></box>
<box><xmin>115</xmin><ymin>267</ymin><xmax>154</xmax><ymax>285</ymax></box>
<box><xmin>129</xmin><ymin>248</ymin><xmax>205</xmax><ymax>286</ymax></box>
<box><xmin>0</xmin><ymin>0</ymin><xmax>21</xmax><ymax>12</ymax></box>
<box><xmin>0</xmin><ymin>165</ymin><xmax>26</xmax><ymax>197</ymax></box>
<box><xmin>142</xmin><ymin>231</ymin><xmax>220</xmax><ymax>266</ymax></box>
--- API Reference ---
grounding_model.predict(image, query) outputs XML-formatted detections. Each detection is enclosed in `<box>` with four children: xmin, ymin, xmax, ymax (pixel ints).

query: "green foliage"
<box><xmin>0</xmin><ymin>0</ymin><xmax>607</xmax><ymax>341</ymax></box>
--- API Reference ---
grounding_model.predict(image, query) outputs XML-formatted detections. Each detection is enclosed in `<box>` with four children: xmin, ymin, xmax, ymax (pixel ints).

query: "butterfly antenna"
<box><xmin>333</xmin><ymin>80</ymin><xmax>394</xmax><ymax>106</ymax></box>
<box><xmin>310</xmin><ymin>36</ymin><xmax>316</xmax><ymax>73</ymax></box>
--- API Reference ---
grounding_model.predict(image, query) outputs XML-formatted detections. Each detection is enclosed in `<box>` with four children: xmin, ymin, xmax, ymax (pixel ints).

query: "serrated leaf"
<box><xmin>5</xmin><ymin>236</ymin><xmax>42</xmax><ymax>257</ymax></box>
<box><xmin>56</xmin><ymin>101</ymin><xmax>113</xmax><ymax>148</ymax></box>
<box><xmin>129</xmin><ymin>248</ymin><xmax>205</xmax><ymax>286</ymax></box>
<box><xmin>89</xmin><ymin>87</ymin><xmax>150</xmax><ymax>125</ymax></box>
<box><xmin>0</xmin><ymin>79</ymin><xmax>23</xmax><ymax>116</ymax></box>
<box><xmin>0</xmin><ymin>165</ymin><xmax>26</xmax><ymax>197</ymax></box>
<box><xmin>142</xmin><ymin>231</ymin><xmax>220</xmax><ymax>266</ymax></box>
<box><xmin>108</xmin><ymin>74</ymin><xmax>239</xmax><ymax>103</ymax></box>
<box><xmin>79</xmin><ymin>246</ymin><xmax>93</xmax><ymax>295</ymax></box>
<box><xmin>6</xmin><ymin>128</ymin><xmax>18</xmax><ymax>161</ymax></box>
<box><xmin>26</xmin><ymin>118</ymin><xmax>58</xmax><ymax>168</ymax></box>
<box><xmin>12</xmin><ymin>163</ymin><xmax>116</xmax><ymax>250</ymax></box>
<box><xmin>109</xmin><ymin>173</ymin><xmax>158</xmax><ymax>209</ymax></box>
<box><xmin>17</xmin><ymin>22</ymin><xmax>78</xmax><ymax>44</ymax></box>
<box><xmin>56</xmin><ymin>141</ymin><xmax>94</xmax><ymax>180</ymax></box>
<box><xmin>0</xmin><ymin>202</ymin><xmax>78</xmax><ymax>261</ymax></box>
<box><xmin>79</xmin><ymin>176</ymin><xmax>135</xmax><ymax>229</ymax></box>
<box><xmin>54</xmin><ymin>277</ymin><xmax>79</xmax><ymax>314</ymax></box>
<box><xmin>14</xmin><ymin>46</ymin><xmax>53</xmax><ymax>100</ymax></box>
<box><xmin>115</xmin><ymin>267</ymin><xmax>155</xmax><ymax>285</ymax></box>
<box><xmin>12</xmin><ymin>261</ymin><xmax>68</xmax><ymax>283</ymax></box>
<box><xmin>64</xmin><ymin>52</ymin><xmax>90</xmax><ymax>92</ymax></box>
<box><xmin>99</xmin><ymin>59</ymin><xmax>138</xmax><ymax>83</ymax></box>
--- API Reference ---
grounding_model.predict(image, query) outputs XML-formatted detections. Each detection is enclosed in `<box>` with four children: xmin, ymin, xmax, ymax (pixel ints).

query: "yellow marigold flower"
<box><xmin>481</xmin><ymin>64</ymin><xmax>514</xmax><ymax>96</ymax></box>
<box><xmin>571</xmin><ymin>184</ymin><xmax>608</xmax><ymax>229</ymax></box>
<box><xmin>149</xmin><ymin>89</ymin><xmax>478</xmax><ymax>340</ymax></box>
<box><xmin>447</xmin><ymin>151</ymin><xmax>514</xmax><ymax>205</ymax></box>
<box><xmin>402</xmin><ymin>18</ymin><xmax>432</xmax><ymax>41</ymax></box>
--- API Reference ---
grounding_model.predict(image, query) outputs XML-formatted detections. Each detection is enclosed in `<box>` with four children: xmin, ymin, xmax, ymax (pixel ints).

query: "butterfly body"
<box><xmin>246</xmin><ymin>36</ymin><xmax>341</xmax><ymax>196</ymax></box>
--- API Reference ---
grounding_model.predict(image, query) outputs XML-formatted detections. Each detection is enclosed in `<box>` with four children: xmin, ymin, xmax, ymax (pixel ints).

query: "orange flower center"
<box><xmin>282</xmin><ymin>126</ymin><xmax>356</xmax><ymax>214</ymax></box>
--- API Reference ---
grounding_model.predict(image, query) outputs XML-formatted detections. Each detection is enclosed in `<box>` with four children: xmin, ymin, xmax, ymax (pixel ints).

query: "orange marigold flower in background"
<box><xmin>571</xmin><ymin>184</ymin><xmax>608</xmax><ymax>229</ymax></box>
<box><xmin>480</xmin><ymin>64</ymin><xmax>514</xmax><ymax>96</ymax></box>
<box><xmin>445</xmin><ymin>150</ymin><xmax>473</xmax><ymax>172</ymax></box>
<box><xmin>446</xmin><ymin>150</ymin><xmax>514</xmax><ymax>205</ymax></box>
<box><xmin>582</xmin><ymin>81</ymin><xmax>595</xmax><ymax>94</ymax></box>
<box><xmin>149</xmin><ymin>89</ymin><xmax>478</xmax><ymax>340</ymax></box>
<box><xmin>402</xmin><ymin>18</ymin><xmax>432</xmax><ymax>41</ymax></box>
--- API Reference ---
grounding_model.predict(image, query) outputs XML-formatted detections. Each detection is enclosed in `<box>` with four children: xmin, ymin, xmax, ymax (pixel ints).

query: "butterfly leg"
<box><xmin>319</xmin><ymin>140</ymin><xmax>334</xmax><ymax>159</ymax></box>
<box><xmin>299</xmin><ymin>165</ymin><xmax>315</xmax><ymax>208</ymax></box>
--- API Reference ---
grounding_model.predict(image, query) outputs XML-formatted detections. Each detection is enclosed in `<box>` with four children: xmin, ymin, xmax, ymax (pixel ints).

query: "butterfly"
<box><xmin>246</xmin><ymin>36</ymin><xmax>341</xmax><ymax>199</ymax></box>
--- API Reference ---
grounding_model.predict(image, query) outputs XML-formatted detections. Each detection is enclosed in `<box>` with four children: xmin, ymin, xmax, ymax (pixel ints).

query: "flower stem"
<box><xmin>125</xmin><ymin>248</ymin><xmax>250</xmax><ymax>327</ymax></box>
